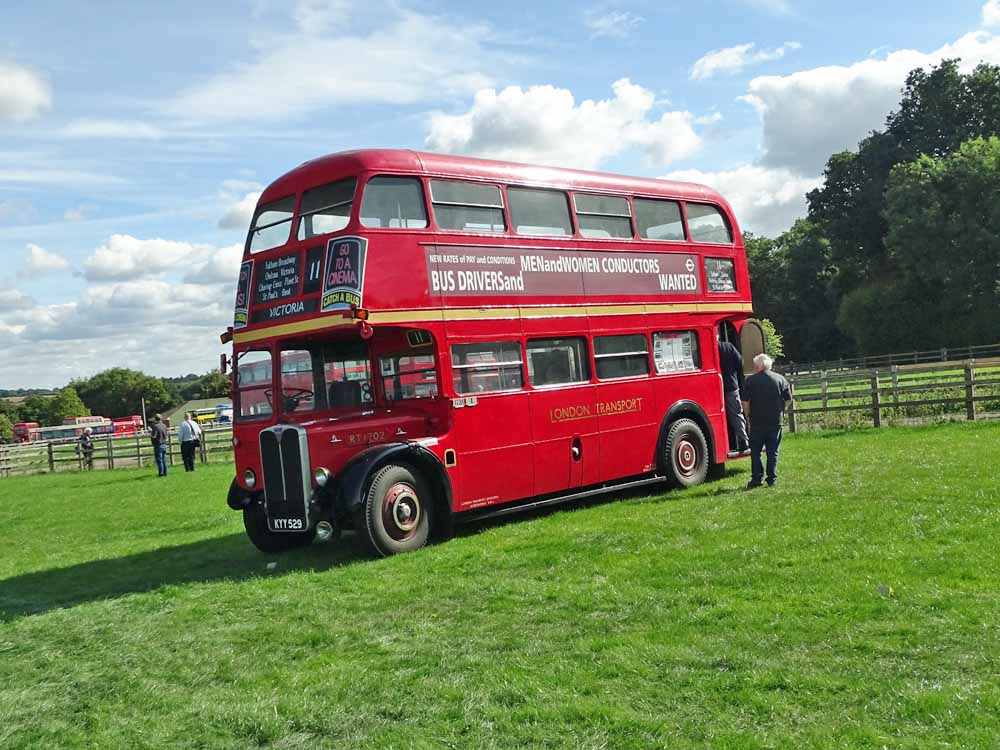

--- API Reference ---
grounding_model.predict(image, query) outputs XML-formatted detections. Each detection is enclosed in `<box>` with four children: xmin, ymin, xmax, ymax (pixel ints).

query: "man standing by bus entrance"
<box><xmin>718</xmin><ymin>337</ymin><xmax>749</xmax><ymax>453</ymax></box>
<box><xmin>149</xmin><ymin>414</ymin><xmax>169</xmax><ymax>477</ymax></box>
<box><xmin>741</xmin><ymin>353</ymin><xmax>791</xmax><ymax>489</ymax></box>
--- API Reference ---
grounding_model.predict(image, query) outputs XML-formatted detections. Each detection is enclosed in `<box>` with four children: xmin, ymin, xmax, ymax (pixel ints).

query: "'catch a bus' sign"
<box><xmin>233</xmin><ymin>260</ymin><xmax>253</xmax><ymax>328</ymax></box>
<box><xmin>321</xmin><ymin>236</ymin><xmax>367</xmax><ymax>311</ymax></box>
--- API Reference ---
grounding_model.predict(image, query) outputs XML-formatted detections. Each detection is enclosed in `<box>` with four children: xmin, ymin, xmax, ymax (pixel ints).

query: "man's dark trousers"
<box><xmin>750</xmin><ymin>426</ymin><xmax>782</xmax><ymax>486</ymax></box>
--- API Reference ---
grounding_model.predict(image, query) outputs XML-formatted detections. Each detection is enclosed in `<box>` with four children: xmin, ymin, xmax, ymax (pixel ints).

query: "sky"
<box><xmin>1</xmin><ymin>0</ymin><xmax>999</xmax><ymax>389</ymax></box>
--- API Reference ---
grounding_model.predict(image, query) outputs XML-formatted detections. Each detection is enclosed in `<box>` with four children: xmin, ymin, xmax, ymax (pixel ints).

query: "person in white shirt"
<box><xmin>179</xmin><ymin>412</ymin><xmax>203</xmax><ymax>472</ymax></box>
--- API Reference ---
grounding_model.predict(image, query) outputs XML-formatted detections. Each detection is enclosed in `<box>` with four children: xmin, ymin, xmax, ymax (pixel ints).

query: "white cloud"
<box><xmin>24</xmin><ymin>243</ymin><xmax>70</xmax><ymax>275</ymax></box>
<box><xmin>163</xmin><ymin>7</ymin><xmax>495</xmax><ymax>122</ymax></box>
<box><xmin>690</xmin><ymin>41</ymin><xmax>801</xmax><ymax>80</ymax></box>
<box><xmin>60</xmin><ymin>119</ymin><xmax>165</xmax><ymax>140</ymax></box>
<box><xmin>82</xmin><ymin>234</ymin><xmax>214</xmax><ymax>281</ymax></box>
<box><xmin>742</xmin><ymin>31</ymin><xmax>1000</xmax><ymax>174</ymax></box>
<box><xmin>664</xmin><ymin>165</ymin><xmax>821</xmax><ymax>237</ymax></box>
<box><xmin>426</xmin><ymin>78</ymin><xmax>703</xmax><ymax>170</ymax></box>
<box><xmin>984</xmin><ymin>0</ymin><xmax>1000</xmax><ymax>27</ymax></box>
<box><xmin>583</xmin><ymin>9</ymin><xmax>645</xmax><ymax>39</ymax></box>
<box><xmin>293</xmin><ymin>0</ymin><xmax>351</xmax><ymax>33</ymax></box>
<box><xmin>0</xmin><ymin>62</ymin><xmax>51</xmax><ymax>122</ymax></box>
<box><xmin>63</xmin><ymin>204</ymin><xmax>96</xmax><ymax>222</ymax></box>
<box><xmin>183</xmin><ymin>244</ymin><xmax>244</xmax><ymax>284</ymax></box>
<box><xmin>743</xmin><ymin>0</ymin><xmax>792</xmax><ymax>13</ymax></box>
<box><xmin>218</xmin><ymin>191</ymin><xmax>261</xmax><ymax>230</ymax></box>
<box><xmin>0</xmin><ymin>287</ymin><xmax>34</xmax><ymax>312</ymax></box>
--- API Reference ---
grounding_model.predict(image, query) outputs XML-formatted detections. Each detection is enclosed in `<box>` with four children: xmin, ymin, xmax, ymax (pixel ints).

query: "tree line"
<box><xmin>0</xmin><ymin>368</ymin><xmax>229</xmax><ymax>442</ymax></box>
<box><xmin>746</xmin><ymin>60</ymin><xmax>1000</xmax><ymax>364</ymax></box>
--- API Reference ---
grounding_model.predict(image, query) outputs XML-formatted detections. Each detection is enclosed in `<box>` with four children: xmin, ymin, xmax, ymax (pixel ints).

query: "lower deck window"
<box><xmin>652</xmin><ymin>331</ymin><xmax>701</xmax><ymax>374</ymax></box>
<box><xmin>594</xmin><ymin>334</ymin><xmax>650</xmax><ymax>379</ymax></box>
<box><xmin>526</xmin><ymin>337</ymin><xmax>590</xmax><ymax>386</ymax></box>
<box><xmin>381</xmin><ymin>353</ymin><xmax>438</xmax><ymax>400</ymax></box>
<box><xmin>451</xmin><ymin>341</ymin><xmax>523</xmax><ymax>394</ymax></box>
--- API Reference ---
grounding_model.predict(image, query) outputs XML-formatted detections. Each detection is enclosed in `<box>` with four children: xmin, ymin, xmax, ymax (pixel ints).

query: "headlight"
<box><xmin>244</xmin><ymin>468</ymin><xmax>256</xmax><ymax>489</ymax></box>
<box><xmin>314</xmin><ymin>467</ymin><xmax>331</xmax><ymax>487</ymax></box>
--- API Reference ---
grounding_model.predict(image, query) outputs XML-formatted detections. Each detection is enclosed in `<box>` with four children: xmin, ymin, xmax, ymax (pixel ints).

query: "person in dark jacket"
<box><xmin>718</xmin><ymin>337</ymin><xmax>749</xmax><ymax>452</ymax></box>
<box><xmin>741</xmin><ymin>353</ymin><xmax>791</xmax><ymax>489</ymax></box>
<box><xmin>150</xmin><ymin>414</ymin><xmax>169</xmax><ymax>477</ymax></box>
<box><xmin>77</xmin><ymin>427</ymin><xmax>95</xmax><ymax>470</ymax></box>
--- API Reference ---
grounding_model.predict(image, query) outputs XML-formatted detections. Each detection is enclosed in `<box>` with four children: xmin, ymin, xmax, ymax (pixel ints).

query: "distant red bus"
<box><xmin>222</xmin><ymin>149</ymin><xmax>764</xmax><ymax>557</ymax></box>
<box><xmin>13</xmin><ymin>422</ymin><xmax>39</xmax><ymax>443</ymax></box>
<box><xmin>112</xmin><ymin>415</ymin><xmax>144</xmax><ymax>436</ymax></box>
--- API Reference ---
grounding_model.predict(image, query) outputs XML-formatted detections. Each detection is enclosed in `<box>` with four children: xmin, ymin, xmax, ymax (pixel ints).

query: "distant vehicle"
<box><xmin>112</xmin><ymin>415</ymin><xmax>144</xmax><ymax>436</ymax></box>
<box><xmin>215</xmin><ymin>403</ymin><xmax>234</xmax><ymax>423</ymax></box>
<box><xmin>193</xmin><ymin>408</ymin><xmax>218</xmax><ymax>425</ymax></box>
<box><xmin>13</xmin><ymin>422</ymin><xmax>40</xmax><ymax>443</ymax></box>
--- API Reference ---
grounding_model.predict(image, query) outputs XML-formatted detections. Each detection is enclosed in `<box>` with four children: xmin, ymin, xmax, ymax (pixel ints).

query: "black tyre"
<box><xmin>243</xmin><ymin>501</ymin><xmax>316</xmax><ymax>554</ymax></box>
<box><xmin>662</xmin><ymin>418</ymin><xmax>709</xmax><ymax>489</ymax></box>
<box><xmin>355</xmin><ymin>464</ymin><xmax>432</xmax><ymax>557</ymax></box>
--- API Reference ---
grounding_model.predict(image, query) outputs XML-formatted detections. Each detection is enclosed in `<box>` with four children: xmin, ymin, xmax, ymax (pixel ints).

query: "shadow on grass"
<box><xmin>1</xmin><ymin>466</ymin><xmax>749</xmax><ymax>622</ymax></box>
<box><xmin>0</xmin><ymin>533</ymin><xmax>358</xmax><ymax>622</ymax></box>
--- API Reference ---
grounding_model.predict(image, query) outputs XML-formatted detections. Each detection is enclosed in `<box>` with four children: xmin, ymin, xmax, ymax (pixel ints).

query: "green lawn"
<box><xmin>2</xmin><ymin>422</ymin><xmax>999</xmax><ymax>749</ymax></box>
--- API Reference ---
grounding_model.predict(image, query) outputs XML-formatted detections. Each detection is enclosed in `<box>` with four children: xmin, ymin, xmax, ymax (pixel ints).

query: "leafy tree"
<box><xmin>18</xmin><ymin>395</ymin><xmax>53</xmax><ymax>425</ymax></box>
<box><xmin>46</xmin><ymin>387</ymin><xmax>91</xmax><ymax>425</ymax></box>
<box><xmin>878</xmin><ymin>137</ymin><xmax>1000</xmax><ymax>349</ymax></box>
<box><xmin>0</xmin><ymin>412</ymin><xmax>12</xmax><ymax>443</ymax></box>
<box><xmin>72</xmin><ymin>368</ymin><xmax>176</xmax><ymax>418</ymax></box>
<box><xmin>745</xmin><ymin>221</ymin><xmax>852</xmax><ymax>363</ymax></box>
<box><xmin>806</xmin><ymin>59</ymin><xmax>1000</xmax><ymax>355</ymax></box>
<box><xmin>759</xmin><ymin>319</ymin><xmax>784</xmax><ymax>360</ymax></box>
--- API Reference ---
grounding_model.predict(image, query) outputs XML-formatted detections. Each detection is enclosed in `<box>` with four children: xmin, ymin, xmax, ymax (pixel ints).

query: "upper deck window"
<box><xmin>507</xmin><ymin>187</ymin><xmax>573</xmax><ymax>237</ymax></box>
<box><xmin>298</xmin><ymin>177</ymin><xmax>356</xmax><ymax>240</ymax></box>
<box><xmin>360</xmin><ymin>176</ymin><xmax>428</xmax><ymax>229</ymax></box>
<box><xmin>574</xmin><ymin>193</ymin><xmax>633</xmax><ymax>239</ymax></box>
<box><xmin>634</xmin><ymin>198</ymin><xmax>685</xmax><ymax>241</ymax></box>
<box><xmin>430</xmin><ymin>179</ymin><xmax>505</xmax><ymax>232</ymax></box>
<box><xmin>248</xmin><ymin>196</ymin><xmax>294</xmax><ymax>254</ymax></box>
<box><xmin>687</xmin><ymin>203</ymin><xmax>733</xmax><ymax>244</ymax></box>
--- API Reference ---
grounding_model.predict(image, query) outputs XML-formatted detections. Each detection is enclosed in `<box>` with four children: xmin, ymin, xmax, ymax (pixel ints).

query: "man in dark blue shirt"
<box><xmin>718</xmin><ymin>338</ymin><xmax>749</xmax><ymax>452</ymax></box>
<box><xmin>741</xmin><ymin>353</ymin><xmax>791</xmax><ymax>489</ymax></box>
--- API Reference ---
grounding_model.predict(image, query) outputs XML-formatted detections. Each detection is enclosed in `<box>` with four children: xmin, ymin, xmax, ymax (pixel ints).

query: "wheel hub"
<box><xmin>383</xmin><ymin>482</ymin><xmax>421</xmax><ymax>539</ymax></box>
<box><xmin>676</xmin><ymin>438</ymin><xmax>698</xmax><ymax>475</ymax></box>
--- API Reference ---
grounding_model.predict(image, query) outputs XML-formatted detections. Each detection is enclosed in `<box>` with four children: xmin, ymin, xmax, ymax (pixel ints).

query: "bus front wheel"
<box><xmin>243</xmin><ymin>501</ymin><xmax>316</xmax><ymax>554</ymax></box>
<box><xmin>356</xmin><ymin>464</ymin><xmax>432</xmax><ymax>557</ymax></box>
<box><xmin>662</xmin><ymin>418</ymin><xmax>709</xmax><ymax>489</ymax></box>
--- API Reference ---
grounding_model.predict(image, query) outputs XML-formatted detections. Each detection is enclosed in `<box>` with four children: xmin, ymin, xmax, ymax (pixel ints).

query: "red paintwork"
<box><xmin>229</xmin><ymin>149</ymin><xmax>754</xmax><ymax>515</ymax></box>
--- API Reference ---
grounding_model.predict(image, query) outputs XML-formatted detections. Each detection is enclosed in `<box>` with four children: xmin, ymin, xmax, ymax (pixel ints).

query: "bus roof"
<box><xmin>259</xmin><ymin>149</ymin><xmax>730</xmax><ymax>209</ymax></box>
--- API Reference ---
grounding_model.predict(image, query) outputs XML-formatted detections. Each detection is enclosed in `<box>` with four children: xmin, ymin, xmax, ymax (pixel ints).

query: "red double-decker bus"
<box><xmin>222</xmin><ymin>149</ymin><xmax>764</xmax><ymax>556</ymax></box>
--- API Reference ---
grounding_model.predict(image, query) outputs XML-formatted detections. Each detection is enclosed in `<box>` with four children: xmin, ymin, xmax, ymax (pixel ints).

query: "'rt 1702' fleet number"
<box><xmin>271</xmin><ymin>518</ymin><xmax>304</xmax><ymax>530</ymax></box>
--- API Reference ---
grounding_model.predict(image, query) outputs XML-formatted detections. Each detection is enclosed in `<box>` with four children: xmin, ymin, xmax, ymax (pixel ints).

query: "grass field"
<box><xmin>2</xmin><ymin>422</ymin><xmax>999</xmax><ymax>749</ymax></box>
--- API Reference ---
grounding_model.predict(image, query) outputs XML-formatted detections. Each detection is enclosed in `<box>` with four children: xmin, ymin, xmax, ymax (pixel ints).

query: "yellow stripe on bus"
<box><xmin>231</xmin><ymin>302</ymin><xmax>754</xmax><ymax>343</ymax></box>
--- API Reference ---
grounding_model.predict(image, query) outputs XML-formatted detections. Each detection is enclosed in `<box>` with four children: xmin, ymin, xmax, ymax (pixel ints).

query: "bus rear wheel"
<box><xmin>243</xmin><ymin>501</ymin><xmax>316</xmax><ymax>554</ymax></box>
<box><xmin>662</xmin><ymin>418</ymin><xmax>709</xmax><ymax>489</ymax></box>
<box><xmin>356</xmin><ymin>464</ymin><xmax>432</xmax><ymax>557</ymax></box>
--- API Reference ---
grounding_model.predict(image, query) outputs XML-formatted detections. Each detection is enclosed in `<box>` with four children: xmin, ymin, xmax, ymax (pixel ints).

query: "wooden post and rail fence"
<box><xmin>0</xmin><ymin>426</ymin><xmax>235</xmax><ymax>478</ymax></box>
<box><xmin>782</xmin><ymin>357</ymin><xmax>1000</xmax><ymax>432</ymax></box>
<box><xmin>3</xmin><ymin>356</ymin><xmax>1000</xmax><ymax>477</ymax></box>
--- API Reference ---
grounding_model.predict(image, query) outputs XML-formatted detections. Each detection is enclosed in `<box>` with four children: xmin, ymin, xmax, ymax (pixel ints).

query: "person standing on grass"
<box><xmin>179</xmin><ymin>412</ymin><xmax>202</xmax><ymax>472</ymax></box>
<box><xmin>77</xmin><ymin>427</ymin><xmax>95</xmax><ymax>470</ymax></box>
<box><xmin>741</xmin><ymin>353</ymin><xmax>791</xmax><ymax>489</ymax></box>
<box><xmin>718</xmin><ymin>336</ymin><xmax>749</xmax><ymax>453</ymax></box>
<box><xmin>149</xmin><ymin>414</ymin><xmax>169</xmax><ymax>477</ymax></box>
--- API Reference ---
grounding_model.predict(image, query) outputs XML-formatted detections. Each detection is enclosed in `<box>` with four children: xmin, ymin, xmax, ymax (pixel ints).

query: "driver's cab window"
<box><xmin>380</xmin><ymin>353</ymin><xmax>438</xmax><ymax>401</ymax></box>
<box><xmin>279</xmin><ymin>342</ymin><xmax>373</xmax><ymax>414</ymax></box>
<box><xmin>236</xmin><ymin>350</ymin><xmax>273</xmax><ymax>420</ymax></box>
<box><xmin>280</xmin><ymin>350</ymin><xmax>317</xmax><ymax>414</ymax></box>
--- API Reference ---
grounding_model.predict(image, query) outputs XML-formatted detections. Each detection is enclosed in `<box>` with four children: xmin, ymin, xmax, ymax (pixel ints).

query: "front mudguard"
<box><xmin>333</xmin><ymin>442</ymin><xmax>454</xmax><ymax>539</ymax></box>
